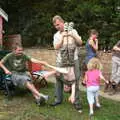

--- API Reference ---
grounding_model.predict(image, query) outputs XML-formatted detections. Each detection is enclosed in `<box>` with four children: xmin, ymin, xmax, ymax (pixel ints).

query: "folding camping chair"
<box><xmin>0</xmin><ymin>50</ymin><xmax>15</xmax><ymax>97</ymax></box>
<box><xmin>0</xmin><ymin>73</ymin><xmax>15</xmax><ymax>97</ymax></box>
<box><xmin>27</xmin><ymin>61</ymin><xmax>48</xmax><ymax>90</ymax></box>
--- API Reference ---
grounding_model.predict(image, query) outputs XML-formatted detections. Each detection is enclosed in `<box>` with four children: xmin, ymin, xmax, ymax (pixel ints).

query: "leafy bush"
<box><xmin>2</xmin><ymin>0</ymin><xmax>120</xmax><ymax>49</ymax></box>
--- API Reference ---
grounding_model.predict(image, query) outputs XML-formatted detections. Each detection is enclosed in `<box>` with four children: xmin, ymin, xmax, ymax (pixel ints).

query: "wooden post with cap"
<box><xmin>0</xmin><ymin>8</ymin><xmax>8</xmax><ymax>49</ymax></box>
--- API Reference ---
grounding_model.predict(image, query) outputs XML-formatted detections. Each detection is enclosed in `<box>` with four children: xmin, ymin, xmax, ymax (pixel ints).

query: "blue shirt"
<box><xmin>85</xmin><ymin>41</ymin><xmax>97</xmax><ymax>64</ymax></box>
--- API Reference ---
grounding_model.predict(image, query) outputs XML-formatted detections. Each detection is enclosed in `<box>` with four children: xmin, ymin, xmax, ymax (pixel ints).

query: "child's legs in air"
<box><xmin>44</xmin><ymin>70</ymin><xmax>56</xmax><ymax>79</ymax></box>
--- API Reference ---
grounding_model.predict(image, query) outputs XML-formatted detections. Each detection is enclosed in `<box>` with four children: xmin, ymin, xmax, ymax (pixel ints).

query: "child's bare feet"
<box><xmin>44</xmin><ymin>71</ymin><xmax>56</xmax><ymax>79</ymax></box>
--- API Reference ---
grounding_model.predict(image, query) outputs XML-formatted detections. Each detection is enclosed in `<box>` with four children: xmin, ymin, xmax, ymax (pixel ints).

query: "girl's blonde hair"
<box><xmin>87</xmin><ymin>57</ymin><xmax>102</xmax><ymax>70</ymax></box>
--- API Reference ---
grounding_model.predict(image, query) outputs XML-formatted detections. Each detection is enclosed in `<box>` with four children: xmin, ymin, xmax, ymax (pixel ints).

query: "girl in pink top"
<box><xmin>82</xmin><ymin>58</ymin><xmax>108</xmax><ymax>116</ymax></box>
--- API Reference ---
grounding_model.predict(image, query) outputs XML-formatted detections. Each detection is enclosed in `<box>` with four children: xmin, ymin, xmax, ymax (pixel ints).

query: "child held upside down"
<box><xmin>44</xmin><ymin>67</ymin><xmax>76</xmax><ymax>104</ymax></box>
<box><xmin>59</xmin><ymin>22</ymin><xmax>81</xmax><ymax>103</ymax></box>
<box><xmin>82</xmin><ymin>58</ymin><xmax>109</xmax><ymax>116</ymax></box>
<box><xmin>44</xmin><ymin>22</ymin><xmax>81</xmax><ymax>104</ymax></box>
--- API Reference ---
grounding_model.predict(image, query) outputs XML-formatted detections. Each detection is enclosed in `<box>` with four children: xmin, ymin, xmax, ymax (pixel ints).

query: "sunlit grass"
<box><xmin>0</xmin><ymin>82</ymin><xmax>120</xmax><ymax>120</ymax></box>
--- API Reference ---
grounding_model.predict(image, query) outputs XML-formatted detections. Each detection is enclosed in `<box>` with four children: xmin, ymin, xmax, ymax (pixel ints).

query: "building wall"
<box><xmin>0</xmin><ymin>16</ymin><xmax>3</xmax><ymax>47</ymax></box>
<box><xmin>25</xmin><ymin>48</ymin><xmax>112</xmax><ymax>81</ymax></box>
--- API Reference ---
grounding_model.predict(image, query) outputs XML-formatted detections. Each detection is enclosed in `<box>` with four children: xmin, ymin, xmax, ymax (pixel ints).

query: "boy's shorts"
<box><xmin>11</xmin><ymin>72</ymin><xmax>32</xmax><ymax>88</ymax></box>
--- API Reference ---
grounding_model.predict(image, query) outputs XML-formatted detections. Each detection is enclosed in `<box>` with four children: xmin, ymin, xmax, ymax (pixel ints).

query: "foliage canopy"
<box><xmin>1</xmin><ymin>0</ymin><xmax>120</xmax><ymax>49</ymax></box>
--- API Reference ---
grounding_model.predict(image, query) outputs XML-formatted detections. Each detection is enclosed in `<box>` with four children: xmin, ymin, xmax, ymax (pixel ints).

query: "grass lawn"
<box><xmin>0</xmin><ymin>82</ymin><xmax>120</xmax><ymax>120</ymax></box>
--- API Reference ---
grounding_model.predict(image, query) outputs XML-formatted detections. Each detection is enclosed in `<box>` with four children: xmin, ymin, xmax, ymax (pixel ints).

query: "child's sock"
<box><xmin>39</xmin><ymin>94</ymin><xmax>49</xmax><ymax>101</ymax></box>
<box><xmin>89</xmin><ymin>104</ymin><xmax>94</xmax><ymax>115</ymax></box>
<box><xmin>96</xmin><ymin>103</ymin><xmax>101</xmax><ymax>108</ymax></box>
<box><xmin>89</xmin><ymin>109</ymin><xmax>94</xmax><ymax>115</ymax></box>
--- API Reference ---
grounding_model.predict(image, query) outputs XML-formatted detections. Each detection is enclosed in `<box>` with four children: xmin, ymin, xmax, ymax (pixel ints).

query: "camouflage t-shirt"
<box><xmin>1</xmin><ymin>53</ymin><xmax>31</xmax><ymax>72</ymax></box>
<box><xmin>53</xmin><ymin>29</ymin><xmax>79</xmax><ymax>67</ymax></box>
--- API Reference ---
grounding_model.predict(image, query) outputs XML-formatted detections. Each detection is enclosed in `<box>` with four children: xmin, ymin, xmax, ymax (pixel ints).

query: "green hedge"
<box><xmin>2</xmin><ymin>0</ymin><xmax>120</xmax><ymax>49</ymax></box>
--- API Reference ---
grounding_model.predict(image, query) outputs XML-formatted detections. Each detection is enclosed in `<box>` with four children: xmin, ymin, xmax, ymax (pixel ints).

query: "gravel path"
<box><xmin>79</xmin><ymin>84</ymin><xmax>120</xmax><ymax>102</ymax></box>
